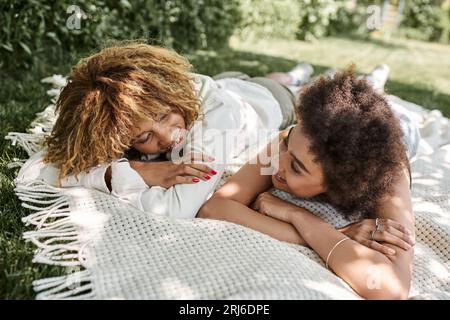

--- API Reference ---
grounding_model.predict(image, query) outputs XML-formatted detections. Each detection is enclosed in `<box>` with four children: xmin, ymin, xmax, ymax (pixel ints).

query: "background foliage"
<box><xmin>237</xmin><ymin>0</ymin><xmax>301</xmax><ymax>40</ymax></box>
<box><xmin>0</xmin><ymin>0</ymin><xmax>241</xmax><ymax>70</ymax></box>
<box><xmin>400</xmin><ymin>0</ymin><xmax>450</xmax><ymax>42</ymax></box>
<box><xmin>1</xmin><ymin>0</ymin><xmax>449</xmax><ymax>71</ymax></box>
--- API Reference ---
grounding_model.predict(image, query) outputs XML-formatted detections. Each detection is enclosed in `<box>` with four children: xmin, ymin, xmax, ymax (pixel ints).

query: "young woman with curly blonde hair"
<box><xmin>19</xmin><ymin>41</ymin><xmax>294</xmax><ymax>218</ymax></box>
<box><xmin>45</xmin><ymin>43</ymin><xmax>202</xmax><ymax>181</ymax></box>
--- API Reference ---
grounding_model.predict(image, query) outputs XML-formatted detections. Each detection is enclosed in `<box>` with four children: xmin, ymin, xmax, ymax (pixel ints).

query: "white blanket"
<box><xmin>6</xmin><ymin>79</ymin><xmax>450</xmax><ymax>299</ymax></box>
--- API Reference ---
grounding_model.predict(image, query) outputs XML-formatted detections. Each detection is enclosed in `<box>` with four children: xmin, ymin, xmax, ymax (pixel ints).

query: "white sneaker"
<box><xmin>324</xmin><ymin>68</ymin><xmax>337</xmax><ymax>79</ymax></box>
<box><xmin>288</xmin><ymin>62</ymin><xmax>314</xmax><ymax>86</ymax></box>
<box><xmin>365</xmin><ymin>64</ymin><xmax>390</xmax><ymax>92</ymax></box>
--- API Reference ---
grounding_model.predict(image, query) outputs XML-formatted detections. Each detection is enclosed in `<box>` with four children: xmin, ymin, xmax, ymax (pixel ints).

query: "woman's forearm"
<box><xmin>198</xmin><ymin>197</ymin><xmax>308</xmax><ymax>246</ymax></box>
<box><xmin>375</xmin><ymin>166</ymin><xmax>415</xmax><ymax>236</ymax></box>
<box><xmin>288</xmin><ymin>207</ymin><xmax>410</xmax><ymax>299</ymax></box>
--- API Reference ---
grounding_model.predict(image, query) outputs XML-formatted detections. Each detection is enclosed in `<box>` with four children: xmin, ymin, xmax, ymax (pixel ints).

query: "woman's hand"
<box><xmin>252</xmin><ymin>192</ymin><xmax>415</xmax><ymax>256</ymax></box>
<box><xmin>339</xmin><ymin>218</ymin><xmax>415</xmax><ymax>256</ymax></box>
<box><xmin>252</xmin><ymin>192</ymin><xmax>297</xmax><ymax>223</ymax></box>
<box><xmin>130</xmin><ymin>152</ymin><xmax>217</xmax><ymax>189</ymax></box>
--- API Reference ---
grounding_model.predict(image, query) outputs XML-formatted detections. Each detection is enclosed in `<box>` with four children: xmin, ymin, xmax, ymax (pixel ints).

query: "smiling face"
<box><xmin>272</xmin><ymin>123</ymin><xmax>326</xmax><ymax>198</ymax></box>
<box><xmin>131</xmin><ymin>112</ymin><xmax>187</xmax><ymax>154</ymax></box>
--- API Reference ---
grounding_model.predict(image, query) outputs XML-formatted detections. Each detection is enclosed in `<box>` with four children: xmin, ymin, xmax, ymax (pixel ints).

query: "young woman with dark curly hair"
<box><xmin>198</xmin><ymin>68</ymin><xmax>418</xmax><ymax>299</ymax></box>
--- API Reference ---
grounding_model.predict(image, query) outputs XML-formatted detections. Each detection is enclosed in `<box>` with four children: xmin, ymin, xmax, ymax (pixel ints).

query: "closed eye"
<box><xmin>285</xmin><ymin>135</ymin><xmax>299</xmax><ymax>173</ymax></box>
<box><xmin>136</xmin><ymin>132</ymin><xmax>153</xmax><ymax>144</ymax></box>
<box><xmin>291</xmin><ymin>161</ymin><xmax>301</xmax><ymax>174</ymax></box>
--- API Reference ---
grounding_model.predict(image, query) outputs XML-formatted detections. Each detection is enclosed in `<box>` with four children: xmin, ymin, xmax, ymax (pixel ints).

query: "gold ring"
<box><xmin>371</xmin><ymin>230</ymin><xmax>377</xmax><ymax>241</ymax></box>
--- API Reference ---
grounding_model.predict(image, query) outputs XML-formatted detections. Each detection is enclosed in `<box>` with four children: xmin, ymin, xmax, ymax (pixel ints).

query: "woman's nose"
<box><xmin>157</xmin><ymin>128</ymin><xmax>175</xmax><ymax>150</ymax></box>
<box><xmin>277</xmin><ymin>153</ymin><xmax>288</xmax><ymax>174</ymax></box>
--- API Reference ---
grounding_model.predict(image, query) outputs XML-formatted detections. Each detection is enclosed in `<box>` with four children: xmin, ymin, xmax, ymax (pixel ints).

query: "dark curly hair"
<box><xmin>296</xmin><ymin>66</ymin><xmax>410</xmax><ymax>217</ymax></box>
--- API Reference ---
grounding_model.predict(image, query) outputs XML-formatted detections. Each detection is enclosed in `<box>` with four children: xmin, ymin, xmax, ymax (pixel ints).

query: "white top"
<box><xmin>17</xmin><ymin>74</ymin><xmax>282</xmax><ymax>219</ymax></box>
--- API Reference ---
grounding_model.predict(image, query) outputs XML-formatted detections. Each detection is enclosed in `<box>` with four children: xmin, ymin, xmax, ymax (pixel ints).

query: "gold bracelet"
<box><xmin>325</xmin><ymin>237</ymin><xmax>350</xmax><ymax>269</ymax></box>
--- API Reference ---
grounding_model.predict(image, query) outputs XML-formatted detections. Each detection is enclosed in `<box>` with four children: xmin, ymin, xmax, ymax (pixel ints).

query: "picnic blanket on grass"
<box><xmin>5</xmin><ymin>76</ymin><xmax>450</xmax><ymax>300</ymax></box>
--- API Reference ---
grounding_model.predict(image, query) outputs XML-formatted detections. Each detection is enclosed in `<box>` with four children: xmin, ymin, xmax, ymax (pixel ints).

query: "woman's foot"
<box><xmin>364</xmin><ymin>64</ymin><xmax>390</xmax><ymax>92</ymax></box>
<box><xmin>264</xmin><ymin>62</ymin><xmax>313</xmax><ymax>87</ymax></box>
<box><xmin>324</xmin><ymin>68</ymin><xmax>337</xmax><ymax>79</ymax></box>
<box><xmin>287</xmin><ymin>62</ymin><xmax>314</xmax><ymax>86</ymax></box>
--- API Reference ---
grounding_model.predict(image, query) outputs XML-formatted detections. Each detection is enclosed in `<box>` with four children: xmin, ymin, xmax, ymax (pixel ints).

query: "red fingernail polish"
<box><xmin>193</xmin><ymin>178</ymin><xmax>200</xmax><ymax>183</ymax></box>
<box><xmin>210</xmin><ymin>170</ymin><xmax>217</xmax><ymax>175</ymax></box>
<box><xmin>204</xmin><ymin>175</ymin><xmax>211</xmax><ymax>180</ymax></box>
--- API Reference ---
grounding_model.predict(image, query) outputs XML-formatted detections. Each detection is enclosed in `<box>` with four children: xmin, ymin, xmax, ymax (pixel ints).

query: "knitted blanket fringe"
<box><xmin>16</xmin><ymin>181</ymin><xmax>95</xmax><ymax>299</ymax></box>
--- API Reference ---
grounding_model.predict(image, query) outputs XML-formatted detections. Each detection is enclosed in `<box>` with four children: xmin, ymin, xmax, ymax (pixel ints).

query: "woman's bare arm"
<box><xmin>198</xmin><ymin>161</ymin><xmax>308</xmax><ymax>245</ymax></box>
<box><xmin>372</xmin><ymin>164</ymin><xmax>415</xmax><ymax>294</ymax></box>
<box><xmin>286</xmin><ymin>166</ymin><xmax>414</xmax><ymax>299</ymax></box>
<box><xmin>198</xmin><ymin>130</ymin><xmax>308</xmax><ymax>245</ymax></box>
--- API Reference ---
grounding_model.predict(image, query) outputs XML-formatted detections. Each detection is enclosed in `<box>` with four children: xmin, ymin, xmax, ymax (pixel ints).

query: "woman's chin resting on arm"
<box><xmin>198</xmin><ymin>68</ymin><xmax>416</xmax><ymax>300</ymax></box>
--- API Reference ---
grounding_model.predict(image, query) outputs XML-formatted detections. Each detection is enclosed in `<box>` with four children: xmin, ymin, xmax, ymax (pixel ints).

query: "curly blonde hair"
<box><xmin>44</xmin><ymin>42</ymin><xmax>201</xmax><ymax>180</ymax></box>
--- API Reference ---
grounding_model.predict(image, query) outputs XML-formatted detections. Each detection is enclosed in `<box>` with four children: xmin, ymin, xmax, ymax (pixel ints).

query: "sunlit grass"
<box><xmin>229</xmin><ymin>35</ymin><xmax>450</xmax><ymax>117</ymax></box>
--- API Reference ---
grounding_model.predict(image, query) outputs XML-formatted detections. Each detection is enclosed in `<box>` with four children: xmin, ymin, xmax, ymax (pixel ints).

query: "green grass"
<box><xmin>0</xmin><ymin>54</ymin><xmax>77</xmax><ymax>299</ymax></box>
<box><xmin>226</xmin><ymin>36</ymin><xmax>450</xmax><ymax>117</ymax></box>
<box><xmin>1</xmin><ymin>35</ymin><xmax>449</xmax><ymax>299</ymax></box>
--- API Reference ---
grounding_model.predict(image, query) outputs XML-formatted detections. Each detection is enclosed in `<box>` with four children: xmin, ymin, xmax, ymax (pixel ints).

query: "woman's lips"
<box><xmin>273</xmin><ymin>173</ymin><xmax>287</xmax><ymax>185</ymax></box>
<box><xmin>171</xmin><ymin>128</ymin><xmax>186</xmax><ymax>147</ymax></box>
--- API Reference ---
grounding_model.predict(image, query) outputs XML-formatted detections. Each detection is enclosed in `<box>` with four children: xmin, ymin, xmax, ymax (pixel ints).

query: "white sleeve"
<box><xmin>59</xmin><ymin>165</ymin><xmax>110</xmax><ymax>193</ymax></box>
<box><xmin>109</xmin><ymin>160</ymin><xmax>224</xmax><ymax>219</ymax></box>
<box><xmin>16</xmin><ymin>150</ymin><xmax>110</xmax><ymax>194</ymax></box>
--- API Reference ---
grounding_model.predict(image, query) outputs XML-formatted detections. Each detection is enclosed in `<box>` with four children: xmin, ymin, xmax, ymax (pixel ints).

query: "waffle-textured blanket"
<box><xmin>6</xmin><ymin>76</ymin><xmax>450</xmax><ymax>299</ymax></box>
